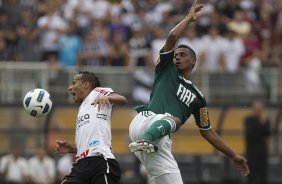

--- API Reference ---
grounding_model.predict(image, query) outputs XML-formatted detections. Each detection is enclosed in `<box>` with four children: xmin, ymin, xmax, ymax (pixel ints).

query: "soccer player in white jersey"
<box><xmin>55</xmin><ymin>71</ymin><xmax>127</xmax><ymax>184</ymax></box>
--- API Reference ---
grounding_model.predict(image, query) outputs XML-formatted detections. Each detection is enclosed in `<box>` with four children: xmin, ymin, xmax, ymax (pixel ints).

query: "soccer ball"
<box><xmin>23</xmin><ymin>88</ymin><xmax>53</xmax><ymax>117</ymax></box>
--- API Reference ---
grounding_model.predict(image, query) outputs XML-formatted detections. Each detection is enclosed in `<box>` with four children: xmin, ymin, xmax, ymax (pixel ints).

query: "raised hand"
<box><xmin>187</xmin><ymin>0</ymin><xmax>206</xmax><ymax>22</ymax></box>
<box><xmin>91</xmin><ymin>96</ymin><xmax>111</xmax><ymax>111</ymax></box>
<box><xmin>55</xmin><ymin>140</ymin><xmax>76</xmax><ymax>154</ymax></box>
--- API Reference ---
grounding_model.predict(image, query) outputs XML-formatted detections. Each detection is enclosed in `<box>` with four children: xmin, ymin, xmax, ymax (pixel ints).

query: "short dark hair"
<box><xmin>79</xmin><ymin>71</ymin><xmax>101</xmax><ymax>89</ymax></box>
<box><xmin>177</xmin><ymin>44</ymin><xmax>196</xmax><ymax>61</ymax></box>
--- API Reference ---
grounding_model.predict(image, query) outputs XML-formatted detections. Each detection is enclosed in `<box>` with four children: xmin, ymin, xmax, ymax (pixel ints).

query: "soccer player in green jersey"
<box><xmin>128</xmin><ymin>0</ymin><xmax>249</xmax><ymax>183</ymax></box>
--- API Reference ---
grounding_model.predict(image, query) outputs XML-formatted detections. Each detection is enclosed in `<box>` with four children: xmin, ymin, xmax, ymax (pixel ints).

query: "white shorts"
<box><xmin>129</xmin><ymin>111</ymin><xmax>183</xmax><ymax>183</ymax></box>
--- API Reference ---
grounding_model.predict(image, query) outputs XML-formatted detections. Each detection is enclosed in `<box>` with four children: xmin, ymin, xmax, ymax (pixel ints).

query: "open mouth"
<box><xmin>71</xmin><ymin>92</ymin><xmax>76</xmax><ymax>99</ymax></box>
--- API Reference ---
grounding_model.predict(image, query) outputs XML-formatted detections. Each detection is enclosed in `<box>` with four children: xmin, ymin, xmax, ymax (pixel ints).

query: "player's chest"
<box><xmin>175</xmin><ymin>78</ymin><xmax>196</xmax><ymax>108</ymax></box>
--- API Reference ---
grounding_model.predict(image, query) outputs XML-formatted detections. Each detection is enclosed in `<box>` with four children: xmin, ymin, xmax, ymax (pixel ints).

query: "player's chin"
<box><xmin>176</xmin><ymin>65</ymin><xmax>183</xmax><ymax>70</ymax></box>
<box><xmin>72</xmin><ymin>96</ymin><xmax>79</xmax><ymax>103</ymax></box>
<box><xmin>175</xmin><ymin>62</ymin><xmax>182</xmax><ymax>67</ymax></box>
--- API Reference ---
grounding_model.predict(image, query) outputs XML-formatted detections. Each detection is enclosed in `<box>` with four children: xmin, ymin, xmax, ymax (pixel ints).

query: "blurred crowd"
<box><xmin>0</xmin><ymin>0</ymin><xmax>282</xmax><ymax>72</ymax></box>
<box><xmin>0</xmin><ymin>145</ymin><xmax>75</xmax><ymax>184</ymax></box>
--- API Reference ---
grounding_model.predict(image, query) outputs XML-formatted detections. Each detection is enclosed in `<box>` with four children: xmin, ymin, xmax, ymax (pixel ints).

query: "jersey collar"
<box><xmin>179</xmin><ymin>76</ymin><xmax>192</xmax><ymax>84</ymax></box>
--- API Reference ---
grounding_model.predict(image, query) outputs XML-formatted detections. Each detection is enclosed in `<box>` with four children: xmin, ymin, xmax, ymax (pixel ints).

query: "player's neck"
<box><xmin>182</xmin><ymin>72</ymin><xmax>191</xmax><ymax>80</ymax></box>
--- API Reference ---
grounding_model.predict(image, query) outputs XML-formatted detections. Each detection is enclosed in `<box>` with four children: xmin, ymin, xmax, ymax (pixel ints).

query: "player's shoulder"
<box><xmin>190</xmin><ymin>83</ymin><xmax>205</xmax><ymax>100</ymax></box>
<box><xmin>94</xmin><ymin>87</ymin><xmax>114</xmax><ymax>96</ymax></box>
<box><xmin>157</xmin><ymin>47</ymin><xmax>175</xmax><ymax>65</ymax></box>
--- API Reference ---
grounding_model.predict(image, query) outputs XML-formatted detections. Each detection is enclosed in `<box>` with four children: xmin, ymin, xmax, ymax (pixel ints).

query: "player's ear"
<box><xmin>83</xmin><ymin>81</ymin><xmax>90</xmax><ymax>89</ymax></box>
<box><xmin>191</xmin><ymin>59</ymin><xmax>196</xmax><ymax>68</ymax></box>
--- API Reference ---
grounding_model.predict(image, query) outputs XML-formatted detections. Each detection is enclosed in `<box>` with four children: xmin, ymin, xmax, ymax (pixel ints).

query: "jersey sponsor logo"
<box><xmin>95</xmin><ymin>88</ymin><xmax>108</xmax><ymax>95</ymax></box>
<box><xmin>89</xmin><ymin>140</ymin><xmax>100</xmax><ymax>147</ymax></box>
<box><xmin>76</xmin><ymin>114</ymin><xmax>90</xmax><ymax>130</ymax></box>
<box><xmin>176</xmin><ymin>84</ymin><xmax>196</xmax><ymax>107</ymax></box>
<box><xmin>97</xmin><ymin>113</ymin><xmax>108</xmax><ymax>120</ymax></box>
<box><xmin>200</xmin><ymin>107</ymin><xmax>209</xmax><ymax>127</ymax></box>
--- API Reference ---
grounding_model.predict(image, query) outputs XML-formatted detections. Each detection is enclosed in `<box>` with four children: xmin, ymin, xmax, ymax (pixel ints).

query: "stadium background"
<box><xmin>0</xmin><ymin>0</ymin><xmax>282</xmax><ymax>184</ymax></box>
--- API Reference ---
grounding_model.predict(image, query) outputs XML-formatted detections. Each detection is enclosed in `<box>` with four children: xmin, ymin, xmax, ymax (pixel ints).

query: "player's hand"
<box><xmin>91</xmin><ymin>96</ymin><xmax>111</xmax><ymax>111</ymax></box>
<box><xmin>55</xmin><ymin>140</ymin><xmax>75</xmax><ymax>154</ymax></box>
<box><xmin>231</xmin><ymin>154</ymin><xmax>250</xmax><ymax>176</ymax></box>
<box><xmin>187</xmin><ymin>0</ymin><xmax>205</xmax><ymax>22</ymax></box>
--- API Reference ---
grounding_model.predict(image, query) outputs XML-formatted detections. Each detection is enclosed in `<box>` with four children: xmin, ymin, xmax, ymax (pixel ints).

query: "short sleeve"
<box><xmin>192</xmin><ymin>98</ymin><xmax>211</xmax><ymax>130</ymax></box>
<box><xmin>155</xmin><ymin>47</ymin><xmax>175</xmax><ymax>76</ymax></box>
<box><xmin>0</xmin><ymin>156</ymin><xmax>8</xmax><ymax>172</ymax></box>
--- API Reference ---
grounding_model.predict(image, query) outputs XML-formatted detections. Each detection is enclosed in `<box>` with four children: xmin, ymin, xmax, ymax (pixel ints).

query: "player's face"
<box><xmin>68</xmin><ymin>74</ymin><xmax>87</xmax><ymax>103</ymax></box>
<box><xmin>174</xmin><ymin>48</ymin><xmax>195</xmax><ymax>71</ymax></box>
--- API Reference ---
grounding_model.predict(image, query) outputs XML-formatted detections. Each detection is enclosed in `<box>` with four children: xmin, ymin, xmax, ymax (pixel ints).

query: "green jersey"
<box><xmin>135</xmin><ymin>48</ymin><xmax>211</xmax><ymax>129</ymax></box>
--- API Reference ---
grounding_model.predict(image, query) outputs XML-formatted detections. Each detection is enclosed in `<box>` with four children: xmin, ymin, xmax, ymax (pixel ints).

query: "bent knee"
<box><xmin>162</xmin><ymin>116</ymin><xmax>181</xmax><ymax>131</ymax></box>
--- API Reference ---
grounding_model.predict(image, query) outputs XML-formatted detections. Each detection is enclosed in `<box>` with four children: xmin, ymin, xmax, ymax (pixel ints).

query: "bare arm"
<box><xmin>91</xmin><ymin>93</ymin><xmax>128</xmax><ymax>111</ymax></box>
<box><xmin>107</xmin><ymin>93</ymin><xmax>128</xmax><ymax>105</ymax></box>
<box><xmin>200</xmin><ymin>129</ymin><xmax>249</xmax><ymax>176</ymax></box>
<box><xmin>163</xmin><ymin>0</ymin><xmax>204</xmax><ymax>52</ymax></box>
<box><xmin>55</xmin><ymin>140</ymin><xmax>77</xmax><ymax>154</ymax></box>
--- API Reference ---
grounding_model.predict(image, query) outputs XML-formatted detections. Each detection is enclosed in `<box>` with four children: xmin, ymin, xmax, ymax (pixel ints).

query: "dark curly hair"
<box><xmin>177</xmin><ymin>44</ymin><xmax>196</xmax><ymax>61</ymax></box>
<box><xmin>79</xmin><ymin>71</ymin><xmax>101</xmax><ymax>89</ymax></box>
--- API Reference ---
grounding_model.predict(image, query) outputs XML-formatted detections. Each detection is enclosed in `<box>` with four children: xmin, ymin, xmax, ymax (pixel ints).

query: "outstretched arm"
<box><xmin>55</xmin><ymin>140</ymin><xmax>77</xmax><ymax>154</ymax></box>
<box><xmin>200</xmin><ymin>129</ymin><xmax>249</xmax><ymax>176</ymax></box>
<box><xmin>163</xmin><ymin>0</ymin><xmax>204</xmax><ymax>52</ymax></box>
<box><xmin>91</xmin><ymin>93</ymin><xmax>128</xmax><ymax>111</ymax></box>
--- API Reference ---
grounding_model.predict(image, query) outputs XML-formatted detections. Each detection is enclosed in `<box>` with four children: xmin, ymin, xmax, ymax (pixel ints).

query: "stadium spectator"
<box><xmin>199</xmin><ymin>25</ymin><xmax>226</xmax><ymax>72</ymax></box>
<box><xmin>0</xmin><ymin>37</ymin><xmax>10</xmax><ymax>61</ymax></box>
<box><xmin>15</xmin><ymin>7</ymin><xmax>40</xmax><ymax>62</ymax></box>
<box><xmin>36</xmin><ymin>2</ymin><xmax>68</xmax><ymax>61</ymax></box>
<box><xmin>108</xmin><ymin>14</ymin><xmax>130</xmax><ymax>42</ymax></box>
<box><xmin>0</xmin><ymin>0</ymin><xmax>279</xmax><ymax>68</ymax></box>
<box><xmin>0</xmin><ymin>10</ymin><xmax>17</xmax><ymax>61</ymax></box>
<box><xmin>227</xmin><ymin>9</ymin><xmax>251</xmax><ymax>39</ymax></box>
<box><xmin>244</xmin><ymin>100</ymin><xmax>271</xmax><ymax>184</ymax></box>
<box><xmin>0</xmin><ymin>145</ymin><xmax>29</xmax><ymax>184</ymax></box>
<box><xmin>1</xmin><ymin>0</ymin><xmax>21</xmax><ymax>29</ymax></box>
<box><xmin>178</xmin><ymin>23</ymin><xmax>203</xmax><ymax>71</ymax></box>
<box><xmin>221</xmin><ymin>24</ymin><xmax>245</xmax><ymax>73</ymax></box>
<box><xmin>128</xmin><ymin>24</ymin><xmax>153</xmax><ymax>68</ymax></box>
<box><xmin>28</xmin><ymin>146</ymin><xmax>56</xmax><ymax>184</ymax></box>
<box><xmin>106</xmin><ymin>31</ymin><xmax>129</xmax><ymax>66</ymax></box>
<box><xmin>63</xmin><ymin>0</ymin><xmax>102</xmax><ymax>35</ymax></box>
<box><xmin>150</xmin><ymin>26</ymin><xmax>166</xmax><ymax>63</ymax></box>
<box><xmin>78</xmin><ymin>27</ymin><xmax>108</xmax><ymax>67</ymax></box>
<box><xmin>58</xmin><ymin>23</ymin><xmax>81</xmax><ymax>68</ymax></box>
<box><xmin>216</xmin><ymin>0</ymin><xmax>241</xmax><ymax>20</ymax></box>
<box><xmin>56</xmin><ymin>154</ymin><xmax>75</xmax><ymax>182</ymax></box>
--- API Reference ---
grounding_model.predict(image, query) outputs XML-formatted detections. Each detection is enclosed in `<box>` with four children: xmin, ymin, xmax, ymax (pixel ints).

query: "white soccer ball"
<box><xmin>23</xmin><ymin>88</ymin><xmax>53</xmax><ymax>117</ymax></box>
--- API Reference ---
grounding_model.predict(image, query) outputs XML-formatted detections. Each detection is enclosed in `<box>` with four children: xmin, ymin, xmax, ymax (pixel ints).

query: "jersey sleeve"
<box><xmin>155</xmin><ymin>47</ymin><xmax>175</xmax><ymax>72</ymax></box>
<box><xmin>192</xmin><ymin>97</ymin><xmax>211</xmax><ymax>130</ymax></box>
